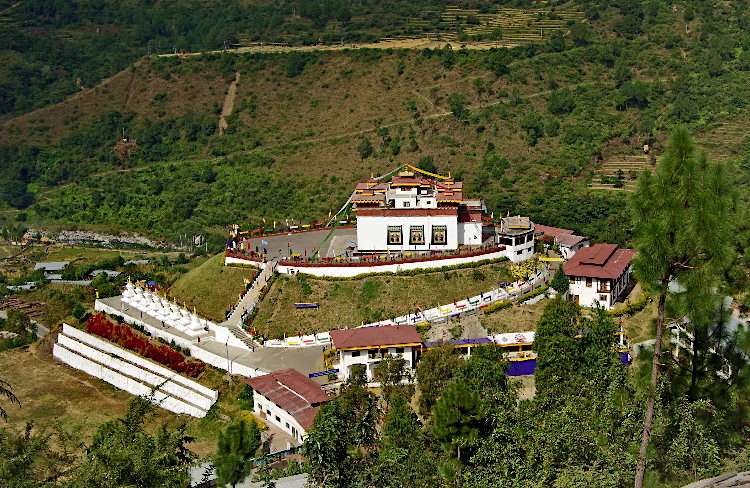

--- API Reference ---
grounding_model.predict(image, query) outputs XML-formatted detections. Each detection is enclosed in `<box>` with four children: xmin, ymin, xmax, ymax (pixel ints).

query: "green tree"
<box><xmin>550</xmin><ymin>266</ymin><xmax>569</xmax><ymax>295</ymax></box>
<box><xmin>214</xmin><ymin>419</ymin><xmax>261</xmax><ymax>488</ymax></box>
<box><xmin>72</xmin><ymin>397</ymin><xmax>195</xmax><ymax>488</ymax></box>
<box><xmin>304</xmin><ymin>400</ymin><xmax>354</xmax><ymax>488</ymax></box>
<box><xmin>356</xmin><ymin>138</ymin><xmax>373</xmax><ymax>160</ymax></box>
<box><xmin>416</xmin><ymin>344</ymin><xmax>462</xmax><ymax>418</ymax></box>
<box><xmin>631</xmin><ymin>128</ymin><xmax>735</xmax><ymax>488</ymax></box>
<box><xmin>533</xmin><ymin>299</ymin><xmax>581</xmax><ymax>397</ymax></box>
<box><xmin>447</xmin><ymin>92</ymin><xmax>469</xmax><ymax>119</ymax></box>
<box><xmin>373</xmin><ymin>355</ymin><xmax>414</xmax><ymax>405</ymax></box>
<box><xmin>432</xmin><ymin>379</ymin><xmax>483</xmax><ymax>463</ymax></box>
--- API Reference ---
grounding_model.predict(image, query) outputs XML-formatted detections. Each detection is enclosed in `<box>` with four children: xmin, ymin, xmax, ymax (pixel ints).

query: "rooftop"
<box><xmin>563</xmin><ymin>243</ymin><xmax>635</xmax><ymax>279</ymax></box>
<box><xmin>245</xmin><ymin>368</ymin><xmax>331</xmax><ymax>430</ymax></box>
<box><xmin>34</xmin><ymin>261</ymin><xmax>69</xmax><ymax>271</ymax></box>
<box><xmin>330</xmin><ymin>324</ymin><xmax>423</xmax><ymax>350</ymax></box>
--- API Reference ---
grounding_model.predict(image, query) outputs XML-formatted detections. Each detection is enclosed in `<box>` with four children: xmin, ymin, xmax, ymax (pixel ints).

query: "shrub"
<box><xmin>483</xmin><ymin>300</ymin><xmax>512</xmax><ymax>314</ymax></box>
<box><xmin>86</xmin><ymin>314</ymin><xmax>205</xmax><ymax>377</ymax></box>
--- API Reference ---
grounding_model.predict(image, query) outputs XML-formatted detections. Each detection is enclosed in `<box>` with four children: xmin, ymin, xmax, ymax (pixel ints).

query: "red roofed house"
<box><xmin>329</xmin><ymin>324</ymin><xmax>423</xmax><ymax>383</ymax></box>
<box><xmin>534</xmin><ymin>224</ymin><xmax>590</xmax><ymax>259</ymax></box>
<box><xmin>244</xmin><ymin>368</ymin><xmax>331</xmax><ymax>443</ymax></box>
<box><xmin>563</xmin><ymin>243</ymin><xmax>636</xmax><ymax>310</ymax></box>
<box><xmin>353</xmin><ymin>169</ymin><xmax>485</xmax><ymax>253</ymax></box>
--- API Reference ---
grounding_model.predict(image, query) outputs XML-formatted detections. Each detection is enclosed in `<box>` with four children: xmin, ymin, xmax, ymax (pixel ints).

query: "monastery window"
<box><xmin>387</xmin><ymin>226</ymin><xmax>402</xmax><ymax>245</ymax></box>
<box><xmin>432</xmin><ymin>225</ymin><xmax>447</xmax><ymax>245</ymax></box>
<box><xmin>599</xmin><ymin>295</ymin><xmax>607</xmax><ymax>302</ymax></box>
<box><xmin>586</xmin><ymin>278</ymin><xmax>592</xmax><ymax>287</ymax></box>
<box><xmin>499</xmin><ymin>236</ymin><xmax>513</xmax><ymax>245</ymax></box>
<box><xmin>516</xmin><ymin>250</ymin><xmax>523</xmax><ymax>255</ymax></box>
<box><xmin>286</xmin><ymin>422</ymin><xmax>290</xmax><ymax>429</ymax></box>
<box><xmin>351</xmin><ymin>350</ymin><xmax>360</xmax><ymax>357</ymax></box>
<box><xmin>403</xmin><ymin>201</ymin><xmax>411</xmax><ymax>208</ymax></box>
<box><xmin>395</xmin><ymin>347</ymin><xmax>404</xmax><ymax>354</ymax></box>
<box><xmin>275</xmin><ymin>416</ymin><xmax>281</xmax><ymax>422</ymax></box>
<box><xmin>410</xmin><ymin>225</ymin><xmax>425</xmax><ymax>245</ymax></box>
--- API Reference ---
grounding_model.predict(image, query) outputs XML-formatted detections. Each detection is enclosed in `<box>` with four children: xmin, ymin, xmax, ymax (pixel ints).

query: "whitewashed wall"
<box><xmin>276</xmin><ymin>249</ymin><xmax>508</xmax><ymax>278</ymax></box>
<box><xmin>356</xmin><ymin>214</ymin><xmax>458</xmax><ymax>252</ymax></box>
<box><xmin>253</xmin><ymin>391</ymin><xmax>308</xmax><ymax>444</ymax></box>
<box><xmin>53</xmin><ymin>325</ymin><xmax>218</xmax><ymax>418</ymax></box>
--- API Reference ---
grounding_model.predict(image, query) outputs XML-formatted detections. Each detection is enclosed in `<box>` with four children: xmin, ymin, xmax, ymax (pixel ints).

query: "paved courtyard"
<box><xmin>237</xmin><ymin>227</ymin><xmax>357</xmax><ymax>260</ymax></box>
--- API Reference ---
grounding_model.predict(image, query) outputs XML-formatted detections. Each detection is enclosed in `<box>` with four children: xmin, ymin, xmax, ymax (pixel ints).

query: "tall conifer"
<box><xmin>631</xmin><ymin>128</ymin><xmax>734</xmax><ymax>488</ymax></box>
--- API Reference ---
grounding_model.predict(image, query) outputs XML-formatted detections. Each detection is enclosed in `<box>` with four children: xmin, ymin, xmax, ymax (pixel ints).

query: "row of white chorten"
<box><xmin>121</xmin><ymin>281</ymin><xmax>212</xmax><ymax>337</ymax></box>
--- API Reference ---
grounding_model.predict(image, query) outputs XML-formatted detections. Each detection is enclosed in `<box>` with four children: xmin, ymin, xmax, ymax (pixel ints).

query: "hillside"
<box><xmin>0</xmin><ymin>1</ymin><xmax>749</xmax><ymax>252</ymax></box>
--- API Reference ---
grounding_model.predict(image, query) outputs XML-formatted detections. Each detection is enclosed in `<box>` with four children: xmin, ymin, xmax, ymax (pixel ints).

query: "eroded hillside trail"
<box><xmin>218</xmin><ymin>71</ymin><xmax>241</xmax><ymax>136</ymax></box>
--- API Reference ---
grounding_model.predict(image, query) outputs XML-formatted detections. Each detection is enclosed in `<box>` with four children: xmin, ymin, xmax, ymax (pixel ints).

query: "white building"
<box><xmin>353</xmin><ymin>170</ymin><xmax>486</xmax><ymax>253</ymax></box>
<box><xmin>534</xmin><ymin>224</ymin><xmax>589</xmax><ymax>260</ymax></box>
<box><xmin>497</xmin><ymin>216</ymin><xmax>536</xmax><ymax>263</ymax></box>
<box><xmin>329</xmin><ymin>324</ymin><xmax>423</xmax><ymax>383</ymax></box>
<box><xmin>245</xmin><ymin>368</ymin><xmax>331</xmax><ymax>444</ymax></box>
<box><xmin>564</xmin><ymin>243</ymin><xmax>635</xmax><ymax>310</ymax></box>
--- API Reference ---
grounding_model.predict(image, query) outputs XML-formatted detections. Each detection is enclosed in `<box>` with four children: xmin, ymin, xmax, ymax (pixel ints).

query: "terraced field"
<box><xmin>589</xmin><ymin>154</ymin><xmax>655</xmax><ymax>192</ymax></box>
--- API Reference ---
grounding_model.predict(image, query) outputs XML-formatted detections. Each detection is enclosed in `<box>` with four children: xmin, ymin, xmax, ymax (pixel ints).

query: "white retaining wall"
<box><xmin>275</xmin><ymin>249</ymin><xmax>509</xmax><ymax>278</ymax></box>
<box><xmin>53</xmin><ymin>325</ymin><xmax>218</xmax><ymax>417</ymax></box>
<box><xmin>225</xmin><ymin>256</ymin><xmax>266</xmax><ymax>269</ymax></box>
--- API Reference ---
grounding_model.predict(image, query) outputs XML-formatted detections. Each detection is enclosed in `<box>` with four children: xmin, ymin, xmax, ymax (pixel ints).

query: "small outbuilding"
<box><xmin>244</xmin><ymin>368</ymin><xmax>331</xmax><ymax>443</ymax></box>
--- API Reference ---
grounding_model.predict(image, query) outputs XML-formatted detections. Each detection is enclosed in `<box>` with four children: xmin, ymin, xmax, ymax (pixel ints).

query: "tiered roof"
<box><xmin>352</xmin><ymin>171</ymin><xmax>467</xmax><ymax>207</ymax></box>
<box><xmin>563</xmin><ymin>243</ymin><xmax>635</xmax><ymax>280</ymax></box>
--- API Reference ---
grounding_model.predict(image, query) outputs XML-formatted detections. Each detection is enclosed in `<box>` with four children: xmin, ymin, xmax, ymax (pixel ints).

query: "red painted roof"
<box><xmin>563</xmin><ymin>244</ymin><xmax>635</xmax><ymax>279</ymax></box>
<box><xmin>330</xmin><ymin>324</ymin><xmax>422</xmax><ymax>350</ymax></box>
<box><xmin>245</xmin><ymin>369</ymin><xmax>331</xmax><ymax>430</ymax></box>
<box><xmin>556</xmin><ymin>233</ymin><xmax>587</xmax><ymax>247</ymax></box>
<box><xmin>534</xmin><ymin>224</ymin><xmax>574</xmax><ymax>238</ymax></box>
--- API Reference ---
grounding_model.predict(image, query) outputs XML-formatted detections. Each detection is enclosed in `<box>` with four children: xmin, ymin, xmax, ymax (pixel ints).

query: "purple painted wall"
<box><xmin>508</xmin><ymin>358</ymin><xmax>537</xmax><ymax>376</ymax></box>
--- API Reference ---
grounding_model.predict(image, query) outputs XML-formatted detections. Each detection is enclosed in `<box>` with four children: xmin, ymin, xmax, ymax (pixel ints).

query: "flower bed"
<box><xmin>86</xmin><ymin>314</ymin><xmax>205</xmax><ymax>378</ymax></box>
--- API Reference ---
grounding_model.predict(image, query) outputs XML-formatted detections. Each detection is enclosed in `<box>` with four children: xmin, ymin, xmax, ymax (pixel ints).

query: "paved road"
<box><xmin>0</xmin><ymin>310</ymin><xmax>49</xmax><ymax>337</ymax></box>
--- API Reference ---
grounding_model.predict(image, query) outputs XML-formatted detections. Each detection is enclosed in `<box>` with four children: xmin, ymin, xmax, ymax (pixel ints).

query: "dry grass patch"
<box><xmin>479</xmin><ymin>298</ymin><xmax>548</xmax><ymax>334</ymax></box>
<box><xmin>252</xmin><ymin>262</ymin><xmax>512</xmax><ymax>338</ymax></box>
<box><xmin>169</xmin><ymin>254</ymin><xmax>253</xmax><ymax>322</ymax></box>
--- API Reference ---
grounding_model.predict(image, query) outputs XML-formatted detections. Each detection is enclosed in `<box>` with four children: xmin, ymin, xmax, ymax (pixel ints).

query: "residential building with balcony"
<box><xmin>563</xmin><ymin>243</ymin><xmax>635</xmax><ymax>310</ymax></box>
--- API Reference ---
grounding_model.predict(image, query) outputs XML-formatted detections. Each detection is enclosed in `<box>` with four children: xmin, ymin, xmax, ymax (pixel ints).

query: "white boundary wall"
<box><xmin>275</xmin><ymin>249</ymin><xmax>509</xmax><ymax>278</ymax></box>
<box><xmin>53</xmin><ymin>324</ymin><xmax>218</xmax><ymax>417</ymax></box>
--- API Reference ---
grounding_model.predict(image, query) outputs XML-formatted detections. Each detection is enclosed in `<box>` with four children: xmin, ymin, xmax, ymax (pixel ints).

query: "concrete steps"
<box><xmin>229</xmin><ymin>325</ymin><xmax>258</xmax><ymax>349</ymax></box>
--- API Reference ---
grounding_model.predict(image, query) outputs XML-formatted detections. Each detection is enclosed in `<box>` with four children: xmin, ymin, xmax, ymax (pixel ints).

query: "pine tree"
<box><xmin>432</xmin><ymin>379</ymin><xmax>483</xmax><ymax>463</ymax></box>
<box><xmin>0</xmin><ymin>378</ymin><xmax>20</xmax><ymax>421</ymax></box>
<box><xmin>214</xmin><ymin>419</ymin><xmax>261</xmax><ymax>488</ymax></box>
<box><xmin>631</xmin><ymin>128</ymin><xmax>735</xmax><ymax>488</ymax></box>
<box><xmin>550</xmin><ymin>265</ymin><xmax>569</xmax><ymax>295</ymax></box>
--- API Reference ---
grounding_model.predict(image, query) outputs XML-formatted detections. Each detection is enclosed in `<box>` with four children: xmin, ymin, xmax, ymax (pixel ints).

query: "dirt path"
<box><xmin>218</xmin><ymin>71</ymin><xmax>240</xmax><ymax>136</ymax></box>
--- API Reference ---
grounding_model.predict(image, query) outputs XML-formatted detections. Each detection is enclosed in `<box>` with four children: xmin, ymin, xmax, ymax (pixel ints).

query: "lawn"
<box><xmin>252</xmin><ymin>262</ymin><xmax>513</xmax><ymax>338</ymax></box>
<box><xmin>480</xmin><ymin>298</ymin><xmax>549</xmax><ymax>334</ymax></box>
<box><xmin>169</xmin><ymin>254</ymin><xmax>254</xmax><ymax>322</ymax></box>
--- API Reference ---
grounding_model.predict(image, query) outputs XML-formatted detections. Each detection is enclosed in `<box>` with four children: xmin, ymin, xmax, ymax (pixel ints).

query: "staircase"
<box><xmin>588</xmin><ymin>154</ymin><xmax>655</xmax><ymax>192</ymax></box>
<box><xmin>219</xmin><ymin>260</ymin><xmax>277</xmax><ymax>349</ymax></box>
<box><xmin>228</xmin><ymin>324</ymin><xmax>258</xmax><ymax>349</ymax></box>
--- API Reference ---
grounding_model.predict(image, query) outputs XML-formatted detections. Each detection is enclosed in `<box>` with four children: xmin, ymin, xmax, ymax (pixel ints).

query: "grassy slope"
<box><xmin>169</xmin><ymin>254</ymin><xmax>253</xmax><ymax>322</ymax></box>
<box><xmin>252</xmin><ymin>262</ymin><xmax>512</xmax><ymax>338</ymax></box>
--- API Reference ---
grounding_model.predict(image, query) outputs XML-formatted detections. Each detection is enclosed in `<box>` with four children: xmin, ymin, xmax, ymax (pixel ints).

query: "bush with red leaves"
<box><xmin>86</xmin><ymin>313</ymin><xmax>205</xmax><ymax>378</ymax></box>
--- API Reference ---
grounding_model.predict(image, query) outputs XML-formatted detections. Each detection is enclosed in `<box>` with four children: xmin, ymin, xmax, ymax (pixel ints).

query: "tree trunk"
<box><xmin>634</xmin><ymin>289</ymin><xmax>667</xmax><ymax>488</ymax></box>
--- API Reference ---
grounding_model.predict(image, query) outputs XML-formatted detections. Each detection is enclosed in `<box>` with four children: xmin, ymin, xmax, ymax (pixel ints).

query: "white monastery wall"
<box><xmin>356</xmin><ymin>214</ymin><xmax>458</xmax><ymax>252</ymax></box>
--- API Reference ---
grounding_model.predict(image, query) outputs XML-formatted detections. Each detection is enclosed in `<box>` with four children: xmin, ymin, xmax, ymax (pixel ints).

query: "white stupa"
<box><xmin>167</xmin><ymin>303</ymin><xmax>182</xmax><ymax>328</ymax></box>
<box><xmin>179</xmin><ymin>308</ymin><xmax>192</xmax><ymax>329</ymax></box>
<box><xmin>122</xmin><ymin>281</ymin><xmax>135</xmax><ymax>302</ymax></box>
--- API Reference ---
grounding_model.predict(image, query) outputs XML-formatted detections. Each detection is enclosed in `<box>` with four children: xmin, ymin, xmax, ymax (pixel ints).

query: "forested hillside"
<box><xmin>1</xmin><ymin>0</ymin><xmax>750</xmax><ymax>252</ymax></box>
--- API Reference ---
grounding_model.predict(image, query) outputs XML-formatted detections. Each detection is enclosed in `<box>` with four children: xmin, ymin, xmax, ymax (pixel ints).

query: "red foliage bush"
<box><xmin>86</xmin><ymin>314</ymin><xmax>205</xmax><ymax>378</ymax></box>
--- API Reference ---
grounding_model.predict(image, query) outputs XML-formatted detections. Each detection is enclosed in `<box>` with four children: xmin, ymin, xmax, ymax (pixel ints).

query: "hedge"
<box><xmin>517</xmin><ymin>285</ymin><xmax>550</xmax><ymax>305</ymax></box>
<box><xmin>608</xmin><ymin>292</ymin><xmax>652</xmax><ymax>317</ymax></box>
<box><xmin>482</xmin><ymin>300</ymin><xmax>512</xmax><ymax>315</ymax></box>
